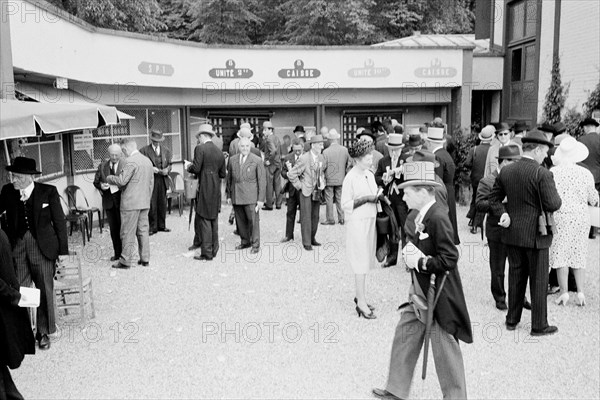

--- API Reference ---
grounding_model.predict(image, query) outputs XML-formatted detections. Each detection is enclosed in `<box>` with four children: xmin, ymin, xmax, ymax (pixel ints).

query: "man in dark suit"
<box><xmin>262</xmin><ymin>121</ymin><xmax>283</xmax><ymax>210</ymax></box>
<box><xmin>93</xmin><ymin>144</ymin><xmax>123</xmax><ymax>261</ymax></box>
<box><xmin>321</xmin><ymin>129</ymin><xmax>349</xmax><ymax>225</ymax></box>
<box><xmin>226</xmin><ymin>138</ymin><xmax>266</xmax><ymax>254</ymax></box>
<box><xmin>465</xmin><ymin>124</ymin><xmax>494</xmax><ymax>233</ymax></box>
<box><xmin>280</xmin><ymin>140</ymin><xmax>304</xmax><ymax>242</ymax></box>
<box><xmin>578</xmin><ymin>117</ymin><xmax>600</xmax><ymax>238</ymax></box>
<box><xmin>139</xmin><ymin>130</ymin><xmax>172</xmax><ymax>235</ymax></box>
<box><xmin>187</xmin><ymin>124</ymin><xmax>227</xmax><ymax>261</ymax></box>
<box><xmin>375</xmin><ymin>133</ymin><xmax>407</xmax><ymax>267</ymax></box>
<box><xmin>1</xmin><ymin>228</ymin><xmax>35</xmax><ymax>398</ymax></box>
<box><xmin>426</xmin><ymin>126</ymin><xmax>460</xmax><ymax>244</ymax></box>
<box><xmin>0</xmin><ymin>157</ymin><xmax>68</xmax><ymax>350</ymax></box>
<box><xmin>490</xmin><ymin>130</ymin><xmax>562</xmax><ymax>336</ymax></box>
<box><xmin>107</xmin><ymin>139</ymin><xmax>155</xmax><ymax>269</ymax></box>
<box><xmin>373</xmin><ymin>161</ymin><xmax>472</xmax><ymax>400</ymax></box>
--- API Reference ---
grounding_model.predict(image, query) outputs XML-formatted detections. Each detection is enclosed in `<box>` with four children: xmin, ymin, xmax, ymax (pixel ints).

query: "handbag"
<box><xmin>535</xmin><ymin>168</ymin><xmax>556</xmax><ymax>236</ymax></box>
<box><xmin>376</xmin><ymin>211</ymin><xmax>391</xmax><ymax>235</ymax></box>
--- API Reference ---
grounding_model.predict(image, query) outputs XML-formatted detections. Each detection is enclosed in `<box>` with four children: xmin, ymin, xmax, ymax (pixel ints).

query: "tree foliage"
<box><xmin>187</xmin><ymin>0</ymin><xmax>262</xmax><ymax>44</ymax></box>
<box><xmin>542</xmin><ymin>57</ymin><xmax>568</xmax><ymax>125</ymax></box>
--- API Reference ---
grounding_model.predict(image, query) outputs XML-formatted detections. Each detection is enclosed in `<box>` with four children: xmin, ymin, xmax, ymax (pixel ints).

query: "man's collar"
<box><xmin>22</xmin><ymin>181</ymin><xmax>35</xmax><ymax>197</ymax></box>
<box><xmin>129</xmin><ymin>150</ymin><xmax>139</xmax><ymax>156</ymax></box>
<box><xmin>419</xmin><ymin>199</ymin><xmax>436</xmax><ymax>217</ymax></box>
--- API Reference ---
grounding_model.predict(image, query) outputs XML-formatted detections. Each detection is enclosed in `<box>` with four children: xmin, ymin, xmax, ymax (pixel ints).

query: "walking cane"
<box><xmin>421</xmin><ymin>271</ymin><xmax>450</xmax><ymax>380</ymax></box>
<box><xmin>188</xmin><ymin>198</ymin><xmax>195</xmax><ymax>231</ymax></box>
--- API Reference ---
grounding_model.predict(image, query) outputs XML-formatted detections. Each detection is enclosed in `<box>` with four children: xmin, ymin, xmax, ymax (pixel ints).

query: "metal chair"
<box><xmin>54</xmin><ymin>250</ymin><xmax>95</xmax><ymax>321</ymax></box>
<box><xmin>66</xmin><ymin>185</ymin><xmax>103</xmax><ymax>237</ymax></box>
<box><xmin>60</xmin><ymin>196</ymin><xmax>90</xmax><ymax>246</ymax></box>
<box><xmin>166</xmin><ymin>174</ymin><xmax>184</xmax><ymax>216</ymax></box>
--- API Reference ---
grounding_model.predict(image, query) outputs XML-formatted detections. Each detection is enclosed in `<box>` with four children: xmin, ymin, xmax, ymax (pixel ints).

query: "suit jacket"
<box><xmin>106</xmin><ymin>151</ymin><xmax>154</xmax><ymax>211</ymax></box>
<box><xmin>0</xmin><ymin>182</ymin><xmax>68</xmax><ymax>260</ymax></box>
<box><xmin>578</xmin><ymin>132</ymin><xmax>600</xmax><ymax>184</ymax></box>
<box><xmin>229</xmin><ymin>138</ymin><xmax>261</xmax><ymax>158</ymax></box>
<box><xmin>375</xmin><ymin>153</ymin><xmax>405</xmax><ymax>203</ymax></box>
<box><xmin>281</xmin><ymin>152</ymin><xmax>301</xmax><ymax>196</ymax></box>
<box><xmin>264</xmin><ymin>135</ymin><xmax>282</xmax><ymax>169</ymax></box>
<box><xmin>465</xmin><ymin>142</ymin><xmax>491</xmax><ymax>184</ymax></box>
<box><xmin>405</xmin><ymin>203</ymin><xmax>473</xmax><ymax>344</ymax></box>
<box><xmin>226</xmin><ymin>153</ymin><xmax>266</xmax><ymax>205</ymax></box>
<box><xmin>476</xmin><ymin>171</ymin><xmax>502</xmax><ymax>242</ymax></box>
<box><xmin>489</xmin><ymin>157</ymin><xmax>562</xmax><ymax>249</ymax></box>
<box><xmin>322</xmin><ymin>143</ymin><xmax>349</xmax><ymax>186</ymax></box>
<box><xmin>93</xmin><ymin>159</ymin><xmax>124</xmax><ymax>210</ymax></box>
<box><xmin>287</xmin><ymin>151</ymin><xmax>326</xmax><ymax>197</ymax></box>
<box><xmin>139</xmin><ymin>144</ymin><xmax>173</xmax><ymax>184</ymax></box>
<box><xmin>188</xmin><ymin>141</ymin><xmax>226</xmax><ymax>219</ymax></box>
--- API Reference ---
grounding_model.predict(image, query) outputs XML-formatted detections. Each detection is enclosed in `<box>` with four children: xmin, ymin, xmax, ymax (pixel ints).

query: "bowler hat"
<box><xmin>479</xmin><ymin>125</ymin><xmax>495</xmax><ymax>141</ymax></box>
<box><xmin>494</xmin><ymin>122</ymin><xmax>511</xmax><ymax>134</ymax></box>
<box><xmin>521</xmin><ymin>129</ymin><xmax>554</xmax><ymax>148</ymax></box>
<box><xmin>385</xmin><ymin>133</ymin><xmax>404</xmax><ymax>148</ymax></box>
<box><xmin>426</xmin><ymin>127</ymin><xmax>445</xmax><ymax>142</ymax></box>
<box><xmin>579</xmin><ymin>117</ymin><xmax>599</xmax><ymax>127</ymax></box>
<box><xmin>149</xmin><ymin>129</ymin><xmax>165</xmax><ymax>142</ymax></box>
<box><xmin>398</xmin><ymin>162</ymin><xmax>442</xmax><ymax>189</ymax></box>
<box><xmin>512</xmin><ymin>120</ymin><xmax>529</xmax><ymax>133</ymax></box>
<box><xmin>6</xmin><ymin>157</ymin><xmax>41</xmax><ymax>175</ymax></box>
<box><xmin>293</xmin><ymin>125</ymin><xmax>305</xmax><ymax>133</ymax></box>
<box><xmin>497</xmin><ymin>145</ymin><xmax>522</xmax><ymax>160</ymax></box>
<box><xmin>198</xmin><ymin>124</ymin><xmax>215</xmax><ymax>137</ymax></box>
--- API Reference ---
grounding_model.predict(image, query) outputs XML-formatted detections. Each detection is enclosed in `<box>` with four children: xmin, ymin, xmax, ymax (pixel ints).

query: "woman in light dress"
<box><xmin>550</xmin><ymin>136</ymin><xmax>599</xmax><ymax>306</ymax></box>
<box><xmin>342</xmin><ymin>139</ymin><xmax>382</xmax><ymax>319</ymax></box>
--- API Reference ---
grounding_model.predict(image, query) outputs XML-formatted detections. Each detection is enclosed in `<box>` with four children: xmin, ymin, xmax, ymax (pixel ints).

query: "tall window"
<box><xmin>507</xmin><ymin>0</ymin><xmax>538</xmax><ymax>120</ymax></box>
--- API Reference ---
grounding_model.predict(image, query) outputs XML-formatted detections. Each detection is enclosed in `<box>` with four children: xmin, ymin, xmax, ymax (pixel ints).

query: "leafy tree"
<box><xmin>47</xmin><ymin>0</ymin><xmax>166</xmax><ymax>33</ymax></box>
<box><xmin>582</xmin><ymin>81</ymin><xmax>600</xmax><ymax>118</ymax></box>
<box><xmin>157</xmin><ymin>0</ymin><xmax>196</xmax><ymax>40</ymax></box>
<box><xmin>542</xmin><ymin>56</ymin><xmax>568</xmax><ymax>124</ymax></box>
<box><xmin>188</xmin><ymin>0</ymin><xmax>262</xmax><ymax>44</ymax></box>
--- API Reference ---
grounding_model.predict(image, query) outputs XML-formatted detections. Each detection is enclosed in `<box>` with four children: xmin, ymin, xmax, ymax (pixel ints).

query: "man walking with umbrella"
<box><xmin>372</xmin><ymin>160</ymin><xmax>472</xmax><ymax>400</ymax></box>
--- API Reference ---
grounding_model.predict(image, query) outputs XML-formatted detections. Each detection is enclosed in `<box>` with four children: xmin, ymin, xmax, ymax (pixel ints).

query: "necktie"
<box><xmin>154</xmin><ymin>146</ymin><xmax>160</xmax><ymax>156</ymax></box>
<box><xmin>112</xmin><ymin>163</ymin><xmax>117</xmax><ymax>174</ymax></box>
<box><xmin>20</xmin><ymin>189</ymin><xmax>27</xmax><ymax>202</ymax></box>
<box><xmin>414</xmin><ymin>213</ymin><xmax>423</xmax><ymax>234</ymax></box>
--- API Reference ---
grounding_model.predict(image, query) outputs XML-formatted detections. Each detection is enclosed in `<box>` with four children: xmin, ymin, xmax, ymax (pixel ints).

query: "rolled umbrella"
<box><xmin>421</xmin><ymin>273</ymin><xmax>437</xmax><ymax>380</ymax></box>
<box><xmin>188</xmin><ymin>198</ymin><xmax>196</xmax><ymax>231</ymax></box>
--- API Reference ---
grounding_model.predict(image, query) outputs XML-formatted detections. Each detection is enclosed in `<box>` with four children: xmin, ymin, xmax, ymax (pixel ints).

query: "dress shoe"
<box><xmin>188</xmin><ymin>245</ymin><xmax>200</xmax><ymax>251</ymax></box>
<box><xmin>495</xmin><ymin>301</ymin><xmax>508</xmax><ymax>311</ymax></box>
<box><xmin>250</xmin><ymin>247</ymin><xmax>260</xmax><ymax>254</ymax></box>
<box><xmin>338</xmin><ymin>220</ymin><xmax>344</xmax><ymax>225</ymax></box>
<box><xmin>576</xmin><ymin>292</ymin><xmax>586</xmax><ymax>306</ymax></box>
<box><xmin>554</xmin><ymin>293</ymin><xmax>569</xmax><ymax>306</ymax></box>
<box><xmin>505</xmin><ymin>322</ymin><xmax>518</xmax><ymax>331</ymax></box>
<box><xmin>137</xmin><ymin>260</ymin><xmax>149</xmax><ymax>267</ymax></box>
<box><xmin>158</xmin><ymin>228</ymin><xmax>171</xmax><ymax>232</ymax></box>
<box><xmin>470</xmin><ymin>226</ymin><xmax>478</xmax><ymax>234</ymax></box>
<box><xmin>235</xmin><ymin>244</ymin><xmax>251</xmax><ymax>250</ymax></box>
<box><xmin>149</xmin><ymin>231</ymin><xmax>157</xmax><ymax>236</ymax></box>
<box><xmin>276</xmin><ymin>206</ymin><xmax>282</xmax><ymax>210</ymax></box>
<box><xmin>523</xmin><ymin>299</ymin><xmax>532</xmax><ymax>310</ymax></box>
<box><xmin>356</xmin><ymin>306</ymin><xmax>376</xmax><ymax>319</ymax></box>
<box><xmin>303</xmin><ymin>245</ymin><xmax>313</xmax><ymax>251</ymax></box>
<box><xmin>530</xmin><ymin>325</ymin><xmax>558</xmax><ymax>336</ymax></box>
<box><xmin>233</xmin><ymin>229</ymin><xmax>239</xmax><ymax>236</ymax></box>
<box><xmin>228</xmin><ymin>215</ymin><xmax>235</xmax><ymax>225</ymax></box>
<box><xmin>194</xmin><ymin>254</ymin><xmax>213</xmax><ymax>261</ymax></box>
<box><xmin>354</xmin><ymin>297</ymin><xmax>375</xmax><ymax>311</ymax></box>
<box><xmin>112</xmin><ymin>261</ymin><xmax>130</xmax><ymax>269</ymax></box>
<box><xmin>468</xmin><ymin>219</ymin><xmax>474</xmax><ymax>227</ymax></box>
<box><xmin>382</xmin><ymin>258</ymin><xmax>396</xmax><ymax>268</ymax></box>
<box><xmin>372</xmin><ymin>388</ymin><xmax>403</xmax><ymax>400</ymax></box>
<box><xmin>547</xmin><ymin>285</ymin><xmax>560</xmax><ymax>295</ymax></box>
<box><xmin>280</xmin><ymin>237</ymin><xmax>293</xmax><ymax>243</ymax></box>
<box><xmin>262</xmin><ymin>206</ymin><xmax>273</xmax><ymax>211</ymax></box>
<box><xmin>110</xmin><ymin>255</ymin><xmax>120</xmax><ymax>261</ymax></box>
<box><xmin>320</xmin><ymin>220</ymin><xmax>335</xmax><ymax>225</ymax></box>
<box><xmin>311</xmin><ymin>241</ymin><xmax>322</xmax><ymax>246</ymax></box>
<box><xmin>38</xmin><ymin>334</ymin><xmax>51</xmax><ymax>350</ymax></box>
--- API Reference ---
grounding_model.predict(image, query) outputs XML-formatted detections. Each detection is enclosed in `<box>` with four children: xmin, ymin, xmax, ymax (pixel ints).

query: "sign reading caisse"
<box><xmin>278</xmin><ymin>59</ymin><xmax>321</xmax><ymax>79</ymax></box>
<box><xmin>414</xmin><ymin>58</ymin><xmax>457</xmax><ymax>78</ymax></box>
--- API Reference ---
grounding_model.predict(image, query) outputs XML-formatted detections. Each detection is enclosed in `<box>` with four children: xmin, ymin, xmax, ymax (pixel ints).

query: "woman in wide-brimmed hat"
<box><xmin>341</xmin><ymin>139</ymin><xmax>382</xmax><ymax>319</ymax></box>
<box><xmin>549</xmin><ymin>136</ymin><xmax>599</xmax><ymax>306</ymax></box>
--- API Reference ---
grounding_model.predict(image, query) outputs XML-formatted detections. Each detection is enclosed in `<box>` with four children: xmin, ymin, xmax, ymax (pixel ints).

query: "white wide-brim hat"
<box><xmin>554</xmin><ymin>136</ymin><xmax>589</xmax><ymax>164</ymax></box>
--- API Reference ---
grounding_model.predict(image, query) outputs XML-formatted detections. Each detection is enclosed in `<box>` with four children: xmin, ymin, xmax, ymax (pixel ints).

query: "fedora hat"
<box><xmin>198</xmin><ymin>123</ymin><xmax>215</xmax><ymax>137</ymax></box>
<box><xmin>412</xmin><ymin>150</ymin><xmax>436</xmax><ymax>163</ymax></box>
<box><xmin>426</xmin><ymin>127</ymin><xmax>445</xmax><ymax>142</ymax></box>
<box><xmin>408</xmin><ymin>133</ymin><xmax>422</xmax><ymax>147</ymax></box>
<box><xmin>538</xmin><ymin>122</ymin><xmax>556</xmax><ymax>135</ymax></box>
<box><xmin>552</xmin><ymin>121</ymin><xmax>566</xmax><ymax>135</ymax></box>
<box><xmin>6</xmin><ymin>157</ymin><xmax>41</xmax><ymax>175</ymax></box>
<box><xmin>385</xmin><ymin>133</ymin><xmax>404</xmax><ymax>148</ymax></box>
<box><xmin>579</xmin><ymin>117</ymin><xmax>599</xmax><ymax>128</ymax></box>
<box><xmin>308</xmin><ymin>134</ymin><xmax>324</xmax><ymax>144</ymax></box>
<box><xmin>149</xmin><ymin>129</ymin><xmax>165</xmax><ymax>142</ymax></box>
<box><xmin>521</xmin><ymin>129</ymin><xmax>554</xmax><ymax>148</ymax></box>
<box><xmin>398</xmin><ymin>161</ymin><xmax>442</xmax><ymax>189</ymax></box>
<box><xmin>497</xmin><ymin>145</ymin><xmax>522</xmax><ymax>160</ymax></box>
<box><xmin>494</xmin><ymin>122</ymin><xmax>511</xmax><ymax>134</ymax></box>
<box><xmin>512</xmin><ymin>120</ymin><xmax>529</xmax><ymax>133</ymax></box>
<box><xmin>237</xmin><ymin>127</ymin><xmax>253</xmax><ymax>139</ymax></box>
<box><xmin>479</xmin><ymin>125</ymin><xmax>495</xmax><ymax>141</ymax></box>
<box><xmin>240</xmin><ymin>122</ymin><xmax>253</xmax><ymax>132</ymax></box>
<box><xmin>293</xmin><ymin>125</ymin><xmax>305</xmax><ymax>134</ymax></box>
<box><xmin>348</xmin><ymin>139</ymin><xmax>373</xmax><ymax>158</ymax></box>
<box><xmin>554</xmin><ymin>136</ymin><xmax>589</xmax><ymax>164</ymax></box>
<box><xmin>328</xmin><ymin>129</ymin><xmax>341</xmax><ymax>140</ymax></box>
<box><xmin>263</xmin><ymin>121</ymin><xmax>274</xmax><ymax>129</ymax></box>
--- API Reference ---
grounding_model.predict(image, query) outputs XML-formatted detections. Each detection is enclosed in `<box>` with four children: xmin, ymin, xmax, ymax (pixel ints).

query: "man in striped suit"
<box><xmin>489</xmin><ymin>130</ymin><xmax>562</xmax><ymax>336</ymax></box>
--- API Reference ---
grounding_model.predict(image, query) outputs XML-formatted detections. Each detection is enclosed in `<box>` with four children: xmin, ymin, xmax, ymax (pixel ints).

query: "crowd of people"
<box><xmin>1</xmin><ymin>113</ymin><xmax>599</xmax><ymax>399</ymax></box>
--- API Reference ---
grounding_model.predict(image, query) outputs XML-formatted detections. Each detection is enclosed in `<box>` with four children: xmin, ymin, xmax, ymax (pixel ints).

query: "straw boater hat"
<box><xmin>198</xmin><ymin>123</ymin><xmax>215</xmax><ymax>137</ymax></box>
<box><xmin>6</xmin><ymin>157</ymin><xmax>41</xmax><ymax>175</ymax></box>
<box><xmin>385</xmin><ymin>133</ymin><xmax>404</xmax><ymax>148</ymax></box>
<box><xmin>150</xmin><ymin>129</ymin><xmax>165</xmax><ymax>142</ymax></box>
<box><xmin>554</xmin><ymin>136</ymin><xmax>589</xmax><ymax>164</ymax></box>
<box><xmin>348</xmin><ymin>139</ymin><xmax>373</xmax><ymax>159</ymax></box>
<box><xmin>426</xmin><ymin>127</ymin><xmax>445</xmax><ymax>143</ymax></box>
<box><xmin>521</xmin><ymin>129</ymin><xmax>554</xmax><ymax>148</ymax></box>
<box><xmin>328</xmin><ymin>129</ymin><xmax>341</xmax><ymax>140</ymax></box>
<box><xmin>398</xmin><ymin>161</ymin><xmax>442</xmax><ymax>189</ymax></box>
<box><xmin>496</xmin><ymin>145</ymin><xmax>521</xmax><ymax>160</ymax></box>
<box><xmin>479</xmin><ymin>125</ymin><xmax>495</xmax><ymax>141</ymax></box>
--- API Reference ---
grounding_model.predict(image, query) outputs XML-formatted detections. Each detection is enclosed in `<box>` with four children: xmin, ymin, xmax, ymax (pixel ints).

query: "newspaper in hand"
<box><xmin>18</xmin><ymin>287</ymin><xmax>40</xmax><ymax>308</ymax></box>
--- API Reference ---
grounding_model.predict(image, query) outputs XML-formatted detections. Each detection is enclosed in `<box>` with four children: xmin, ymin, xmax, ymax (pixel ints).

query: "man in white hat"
<box><xmin>187</xmin><ymin>124</ymin><xmax>226</xmax><ymax>260</ymax></box>
<box><xmin>321</xmin><ymin>129</ymin><xmax>349</xmax><ymax>225</ymax></box>
<box><xmin>464</xmin><ymin>125</ymin><xmax>494</xmax><ymax>233</ymax></box>
<box><xmin>426</xmin><ymin>126</ymin><xmax>460</xmax><ymax>244</ymax></box>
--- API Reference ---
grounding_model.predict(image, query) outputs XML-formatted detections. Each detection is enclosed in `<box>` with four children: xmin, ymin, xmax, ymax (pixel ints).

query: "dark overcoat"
<box><xmin>189</xmin><ymin>141</ymin><xmax>226</xmax><ymax>219</ymax></box>
<box><xmin>433</xmin><ymin>148</ymin><xmax>460</xmax><ymax>244</ymax></box>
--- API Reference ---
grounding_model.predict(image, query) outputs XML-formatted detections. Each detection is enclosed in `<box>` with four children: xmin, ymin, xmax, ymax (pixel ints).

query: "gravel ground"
<box><xmin>13</xmin><ymin>203</ymin><xmax>600</xmax><ymax>399</ymax></box>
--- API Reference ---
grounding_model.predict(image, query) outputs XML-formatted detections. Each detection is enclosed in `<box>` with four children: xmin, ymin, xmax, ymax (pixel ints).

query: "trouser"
<box><xmin>195</xmin><ymin>214</ymin><xmax>219</xmax><ymax>258</ymax></box>
<box><xmin>387</xmin><ymin>199</ymin><xmax>408</xmax><ymax>262</ymax></box>
<box><xmin>149</xmin><ymin>176</ymin><xmax>167</xmax><ymax>232</ymax></box>
<box><xmin>119</xmin><ymin>209</ymin><xmax>150</xmax><ymax>266</ymax></box>
<box><xmin>0</xmin><ymin>364</ymin><xmax>23</xmax><ymax>400</ymax></box>
<box><xmin>386</xmin><ymin>306</ymin><xmax>467</xmax><ymax>400</ymax></box>
<box><xmin>324</xmin><ymin>185</ymin><xmax>344</xmax><ymax>223</ymax></box>
<box><xmin>234</xmin><ymin>204</ymin><xmax>260</xmax><ymax>248</ymax></box>
<box><xmin>488</xmin><ymin>239</ymin><xmax>507</xmax><ymax>303</ymax></box>
<box><xmin>265</xmin><ymin>165</ymin><xmax>283</xmax><ymax>208</ymax></box>
<box><xmin>13</xmin><ymin>232</ymin><xmax>56</xmax><ymax>336</ymax></box>
<box><xmin>466</xmin><ymin>182</ymin><xmax>479</xmax><ymax>220</ymax></box>
<box><xmin>506</xmin><ymin>245</ymin><xmax>549</xmax><ymax>331</ymax></box>
<box><xmin>299</xmin><ymin>194</ymin><xmax>320</xmax><ymax>246</ymax></box>
<box><xmin>105</xmin><ymin>206</ymin><xmax>122</xmax><ymax>258</ymax></box>
<box><xmin>285</xmin><ymin>191</ymin><xmax>301</xmax><ymax>239</ymax></box>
